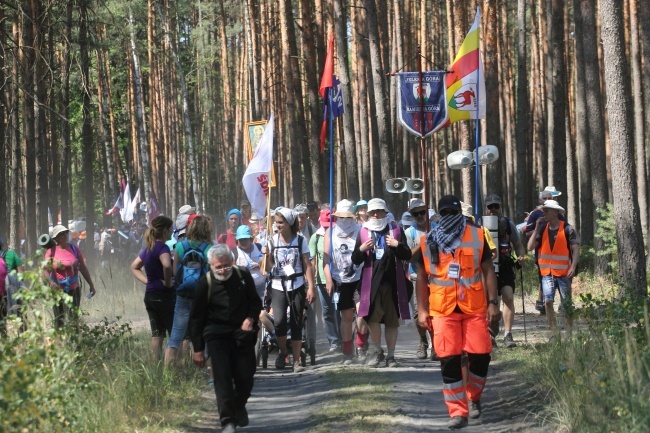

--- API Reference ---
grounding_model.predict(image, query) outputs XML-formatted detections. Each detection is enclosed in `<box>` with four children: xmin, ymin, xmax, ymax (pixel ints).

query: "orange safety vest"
<box><xmin>420</xmin><ymin>225</ymin><xmax>486</xmax><ymax>317</ymax></box>
<box><xmin>537</xmin><ymin>221</ymin><xmax>570</xmax><ymax>277</ymax></box>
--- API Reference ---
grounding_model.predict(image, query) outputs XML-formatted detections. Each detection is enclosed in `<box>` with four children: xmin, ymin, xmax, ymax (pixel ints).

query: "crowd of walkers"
<box><xmin>0</xmin><ymin>186</ymin><xmax>579</xmax><ymax>432</ymax></box>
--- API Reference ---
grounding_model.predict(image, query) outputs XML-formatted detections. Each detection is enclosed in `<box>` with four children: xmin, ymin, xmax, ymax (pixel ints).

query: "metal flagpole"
<box><xmin>473</xmin><ymin>24</ymin><xmax>482</xmax><ymax>220</ymax></box>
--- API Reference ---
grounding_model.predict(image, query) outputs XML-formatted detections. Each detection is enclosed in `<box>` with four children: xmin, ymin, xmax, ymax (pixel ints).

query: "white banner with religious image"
<box><xmin>243</xmin><ymin>113</ymin><xmax>274</xmax><ymax>219</ymax></box>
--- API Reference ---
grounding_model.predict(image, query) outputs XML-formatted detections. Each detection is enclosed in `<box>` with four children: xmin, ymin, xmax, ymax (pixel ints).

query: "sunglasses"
<box><xmin>411</xmin><ymin>210</ymin><xmax>427</xmax><ymax>217</ymax></box>
<box><xmin>487</xmin><ymin>204</ymin><xmax>501</xmax><ymax>210</ymax></box>
<box><xmin>439</xmin><ymin>209</ymin><xmax>459</xmax><ymax>217</ymax></box>
<box><xmin>367</xmin><ymin>210</ymin><xmax>386</xmax><ymax>217</ymax></box>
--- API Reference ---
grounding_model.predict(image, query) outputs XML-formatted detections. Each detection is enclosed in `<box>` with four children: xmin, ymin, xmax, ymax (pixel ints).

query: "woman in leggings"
<box><xmin>262</xmin><ymin>207</ymin><xmax>316</xmax><ymax>372</ymax></box>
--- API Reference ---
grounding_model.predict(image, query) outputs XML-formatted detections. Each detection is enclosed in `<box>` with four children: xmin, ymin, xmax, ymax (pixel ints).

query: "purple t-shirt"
<box><xmin>139</xmin><ymin>241</ymin><xmax>172</xmax><ymax>292</ymax></box>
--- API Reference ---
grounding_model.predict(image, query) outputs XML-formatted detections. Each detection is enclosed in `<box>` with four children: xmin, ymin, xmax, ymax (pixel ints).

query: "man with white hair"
<box><xmin>527</xmin><ymin>200</ymin><xmax>579</xmax><ymax>335</ymax></box>
<box><xmin>190</xmin><ymin>244</ymin><xmax>262</xmax><ymax>433</ymax></box>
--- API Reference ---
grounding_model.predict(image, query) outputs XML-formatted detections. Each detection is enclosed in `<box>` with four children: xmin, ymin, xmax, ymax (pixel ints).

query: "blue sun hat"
<box><xmin>227</xmin><ymin>209</ymin><xmax>242</xmax><ymax>219</ymax></box>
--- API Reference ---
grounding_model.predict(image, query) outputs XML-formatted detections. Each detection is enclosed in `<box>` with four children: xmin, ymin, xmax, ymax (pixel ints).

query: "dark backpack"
<box><xmin>175</xmin><ymin>240</ymin><xmax>209</xmax><ymax>297</ymax></box>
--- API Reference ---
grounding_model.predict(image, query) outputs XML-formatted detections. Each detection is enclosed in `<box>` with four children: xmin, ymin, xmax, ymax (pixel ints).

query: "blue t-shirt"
<box><xmin>139</xmin><ymin>241</ymin><xmax>172</xmax><ymax>292</ymax></box>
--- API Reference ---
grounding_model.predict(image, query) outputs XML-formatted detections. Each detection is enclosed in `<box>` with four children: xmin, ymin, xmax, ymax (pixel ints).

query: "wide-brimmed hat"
<box><xmin>178</xmin><ymin>205</ymin><xmax>195</xmax><ymax>215</ymax></box>
<box><xmin>319</xmin><ymin>209</ymin><xmax>332</xmax><ymax>228</ymax></box>
<box><xmin>367</xmin><ymin>198</ymin><xmax>388</xmax><ymax>213</ymax></box>
<box><xmin>52</xmin><ymin>224</ymin><xmax>70</xmax><ymax>238</ymax></box>
<box><xmin>542</xmin><ymin>200</ymin><xmax>565</xmax><ymax>212</ymax></box>
<box><xmin>249</xmin><ymin>212</ymin><xmax>260</xmax><ymax>223</ymax></box>
<box><xmin>333</xmin><ymin>199</ymin><xmax>356</xmax><ymax>218</ymax></box>
<box><xmin>401</xmin><ymin>212</ymin><xmax>415</xmax><ymax>227</ymax></box>
<box><xmin>407</xmin><ymin>198</ymin><xmax>426</xmax><ymax>212</ymax></box>
<box><xmin>542</xmin><ymin>186</ymin><xmax>562</xmax><ymax>197</ymax></box>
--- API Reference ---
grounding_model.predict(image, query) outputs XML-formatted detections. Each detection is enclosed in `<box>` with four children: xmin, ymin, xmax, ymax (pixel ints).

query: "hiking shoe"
<box><xmin>329</xmin><ymin>343</ymin><xmax>340</xmax><ymax>352</ymax></box>
<box><xmin>367</xmin><ymin>348</ymin><xmax>385</xmax><ymax>367</ymax></box>
<box><xmin>341</xmin><ymin>355</ymin><xmax>354</xmax><ymax>365</ymax></box>
<box><xmin>385</xmin><ymin>356</ymin><xmax>399</xmax><ymax>368</ymax></box>
<box><xmin>468</xmin><ymin>400</ymin><xmax>482</xmax><ymax>419</ymax></box>
<box><xmin>447</xmin><ymin>416</ymin><xmax>468</xmax><ymax>429</ymax></box>
<box><xmin>275</xmin><ymin>353</ymin><xmax>287</xmax><ymax>370</ymax></box>
<box><xmin>504</xmin><ymin>333</ymin><xmax>517</xmax><ymax>348</ymax></box>
<box><xmin>535</xmin><ymin>300</ymin><xmax>546</xmax><ymax>315</ymax></box>
<box><xmin>357</xmin><ymin>348</ymin><xmax>368</xmax><ymax>363</ymax></box>
<box><xmin>293</xmin><ymin>361</ymin><xmax>305</xmax><ymax>373</ymax></box>
<box><xmin>430</xmin><ymin>350</ymin><xmax>439</xmax><ymax>361</ymax></box>
<box><xmin>222</xmin><ymin>423</ymin><xmax>237</xmax><ymax>433</ymax></box>
<box><xmin>416</xmin><ymin>338</ymin><xmax>428</xmax><ymax>359</ymax></box>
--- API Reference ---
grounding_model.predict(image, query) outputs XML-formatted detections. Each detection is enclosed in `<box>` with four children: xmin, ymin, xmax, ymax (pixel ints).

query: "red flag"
<box><xmin>319</xmin><ymin>32</ymin><xmax>335</xmax><ymax>152</ymax></box>
<box><xmin>319</xmin><ymin>32</ymin><xmax>334</xmax><ymax>98</ymax></box>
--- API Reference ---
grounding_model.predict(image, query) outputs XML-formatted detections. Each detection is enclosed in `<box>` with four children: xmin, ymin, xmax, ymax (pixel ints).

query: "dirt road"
<box><xmin>188</xmin><ymin>299</ymin><xmax>556</xmax><ymax>433</ymax></box>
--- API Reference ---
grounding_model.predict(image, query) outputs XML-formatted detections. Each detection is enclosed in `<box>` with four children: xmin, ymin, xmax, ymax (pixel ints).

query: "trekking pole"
<box><xmin>520</xmin><ymin>266</ymin><xmax>527</xmax><ymax>344</ymax></box>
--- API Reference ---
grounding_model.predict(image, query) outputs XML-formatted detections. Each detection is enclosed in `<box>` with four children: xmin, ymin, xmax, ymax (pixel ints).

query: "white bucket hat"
<box><xmin>542</xmin><ymin>200</ymin><xmax>565</xmax><ymax>212</ymax></box>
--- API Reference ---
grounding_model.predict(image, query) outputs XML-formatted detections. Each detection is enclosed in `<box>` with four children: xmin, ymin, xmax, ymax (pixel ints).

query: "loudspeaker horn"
<box><xmin>478</xmin><ymin>145</ymin><xmax>499</xmax><ymax>165</ymax></box>
<box><xmin>406</xmin><ymin>178</ymin><xmax>424</xmax><ymax>194</ymax></box>
<box><xmin>447</xmin><ymin>150</ymin><xmax>474</xmax><ymax>170</ymax></box>
<box><xmin>385</xmin><ymin>178</ymin><xmax>407</xmax><ymax>193</ymax></box>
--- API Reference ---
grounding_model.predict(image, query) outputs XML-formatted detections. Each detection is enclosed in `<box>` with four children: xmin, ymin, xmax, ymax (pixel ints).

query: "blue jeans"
<box><xmin>167</xmin><ymin>295</ymin><xmax>193</xmax><ymax>349</ymax></box>
<box><xmin>317</xmin><ymin>284</ymin><xmax>341</xmax><ymax>346</ymax></box>
<box><xmin>541</xmin><ymin>275</ymin><xmax>573</xmax><ymax>313</ymax></box>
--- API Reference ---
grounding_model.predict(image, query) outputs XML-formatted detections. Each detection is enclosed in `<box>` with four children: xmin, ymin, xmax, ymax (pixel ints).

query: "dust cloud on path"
<box><xmin>189</xmin><ymin>298</ymin><xmax>556</xmax><ymax>433</ymax></box>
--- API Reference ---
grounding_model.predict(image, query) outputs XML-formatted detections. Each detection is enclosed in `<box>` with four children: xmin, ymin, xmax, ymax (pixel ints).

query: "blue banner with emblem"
<box><xmin>397</xmin><ymin>71</ymin><xmax>447</xmax><ymax>138</ymax></box>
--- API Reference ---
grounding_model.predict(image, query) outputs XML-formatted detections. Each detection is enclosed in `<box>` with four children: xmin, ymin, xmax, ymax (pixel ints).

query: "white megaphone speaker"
<box><xmin>386</xmin><ymin>178</ymin><xmax>407</xmax><ymax>193</ymax></box>
<box><xmin>478</xmin><ymin>145</ymin><xmax>499</xmax><ymax>165</ymax></box>
<box><xmin>447</xmin><ymin>150</ymin><xmax>474</xmax><ymax>170</ymax></box>
<box><xmin>406</xmin><ymin>178</ymin><xmax>424</xmax><ymax>194</ymax></box>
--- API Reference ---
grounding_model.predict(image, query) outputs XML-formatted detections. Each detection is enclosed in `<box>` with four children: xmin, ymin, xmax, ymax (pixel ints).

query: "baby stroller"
<box><xmin>258</xmin><ymin>280</ymin><xmax>313</xmax><ymax>368</ymax></box>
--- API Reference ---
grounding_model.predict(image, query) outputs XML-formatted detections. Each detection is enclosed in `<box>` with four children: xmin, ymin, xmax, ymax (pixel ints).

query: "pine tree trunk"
<box><xmin>572</xmin><ymin>0</ymin><xmax>594</xmax><ymax>245</ymax></box>
<box><xmin>155</xmin><ymin>3</ymin><xmax>199</xmax><ymax>207</ymax></box>
<box><xmin>59</xmin><ymin>2</ymin><xmax>72</xmax><ymax>226</ymax></box>
<box><xmin>364</xmin><ymin>0</ymin><xmax>394</xmax><ymax>208</ymax></box>
<box><xmin>483</xmin><ymin>0</ymin><xmax>502</xmax><ymax>198</ymax></box>
<box><xmin>353</xmin><ymin>5</ymin><xmax>372</xmax><ymax>199</ymax></box>
<box><xmin>10</xmin><ymin>17</ymin><xmax>20</xmax><ymax>249</ymax></box>
<box><xmin>639</xmin><ymin>0</ymin><xmax>650</xmax><ymax>263</ymax></box>
<box><xmin>21</xmin><ymin>0</ymin><xmax>36</xmax><ymax>255</ymax></box>
<box><xmin>333</xmin><ymin>0</ymin><xmax>359</xmax><ymax>201</ymax></box>
<box><xmin>628</xmin><ymin>0</ymin><xmax>648</xmax><ymax>246</ymax></box>
<box><xmin>128</xmin><ymin>7</ymin><xmax>153</xmax><ymax>212</ymax></box>
<box><xmin>579</xmin><ymin>0</ymin><xmax>610</xmax><ymax>274</ymax></box>
<box><xmin>79</xmin><ymin>0</ymin><xmax>95</xmax><ymax>262</ymax></box>
<box><xmin>515</xmin><ymin>0</ymin><xmax>531</xmax><ymax>220</ymax></box>
<box><xmin>599</xmin><ymin>0</ymin><xmax>647</xmax><ymax>296</ymax></box>
<box><xmin>278</xmin><ymin>0</ymin><xmax>307</xmax><ymax>205</ymax></box>
<box><xmin>546</xmin><ymin>0</ymin><xmax>567</xmax><ymax>200</ymax></box>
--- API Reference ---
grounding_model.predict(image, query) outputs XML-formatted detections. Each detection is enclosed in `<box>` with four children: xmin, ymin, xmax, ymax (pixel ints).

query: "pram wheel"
<box><xmin>261</xmin><ymin>345</ymin><xmax>269</xmax><ymax>369</ymax></box>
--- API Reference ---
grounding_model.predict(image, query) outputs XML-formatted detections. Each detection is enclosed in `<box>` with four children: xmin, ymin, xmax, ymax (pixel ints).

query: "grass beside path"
<box><xmin>310</xmin><ymin>368</ymin><xmax>396</xmax><ymax>433</ymax></box>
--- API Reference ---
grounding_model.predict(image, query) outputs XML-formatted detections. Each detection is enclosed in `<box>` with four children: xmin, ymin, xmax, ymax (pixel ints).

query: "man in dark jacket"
<box><xmin>352</xmin><ymin>198</ymin><xmax>412</xmax><ymax>368</ymax></box>
<box><xmin>190</xmin><ymin>244</ymin><xmax>262</xmax><ymax>433</ymax></box>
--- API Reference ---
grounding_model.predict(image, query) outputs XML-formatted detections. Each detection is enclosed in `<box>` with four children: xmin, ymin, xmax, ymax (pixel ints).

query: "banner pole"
<box><xmin>417</xmin><ymin>45</ymin><xmax>429</xmax><ymax>210</ymax></box>
<box><xmin>474</xmin><ymin>8</ymin><xmax>482</xmax><ymax>220</ymax></box>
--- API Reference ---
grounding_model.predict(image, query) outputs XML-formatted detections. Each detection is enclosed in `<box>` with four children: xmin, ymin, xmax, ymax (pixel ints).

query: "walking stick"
<box><xmin>520</xmin><ymin>266</ymin><xmax>527</xmax><ymax>344</ymax></box>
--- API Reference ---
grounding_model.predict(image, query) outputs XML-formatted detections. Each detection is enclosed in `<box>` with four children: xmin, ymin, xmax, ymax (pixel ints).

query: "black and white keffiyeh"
<box><xmin>428</xmin><ymin>213</ymin><xmax>466</xmax><ymax>253</ymax></box>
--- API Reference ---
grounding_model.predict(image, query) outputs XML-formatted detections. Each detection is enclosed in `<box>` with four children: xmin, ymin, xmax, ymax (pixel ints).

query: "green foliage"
<box><xmin>591</xmin><ymin>203</ymin><xmax>618</xmax><ymax>273</ymax></box>
<box><xmin>0</xmin><ymin>263</ymin><xmax>205</xmax><ymax>432</ymax></box>
<box><xmin>511</xmin><ymin>290</ymin><xmax>650</xmax><ymax>432</ymax></box>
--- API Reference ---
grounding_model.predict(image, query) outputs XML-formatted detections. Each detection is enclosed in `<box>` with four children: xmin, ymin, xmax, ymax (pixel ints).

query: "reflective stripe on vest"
<box><xmin>538</xmin><ymin>221</ymin><xmax>570</xmax><ymax>277</ymax></box>
<box><xmin>420</xmin><ymin>225</ymin><xmax>486</xmax><ymax>316</ymax></box>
